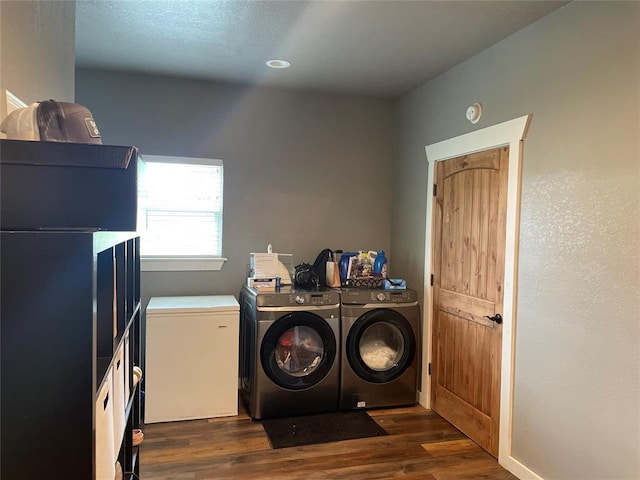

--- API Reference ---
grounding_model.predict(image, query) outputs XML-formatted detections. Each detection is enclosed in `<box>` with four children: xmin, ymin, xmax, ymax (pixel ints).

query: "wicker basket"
<box><xmin>343</xmin><ymin>276</ymin><xmax>384</xmax><ymax>289</ymax></box>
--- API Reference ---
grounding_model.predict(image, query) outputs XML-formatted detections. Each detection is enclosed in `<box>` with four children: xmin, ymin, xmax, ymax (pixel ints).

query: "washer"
<box><xmin>239</xmin><ymin>285</ymin><xmax>341</xmax><ymax>420</ymax></box>
<box><xmin>340</xmin><ymin>288</ymin><xmax>420</xmax><ymax>410</ymax></box>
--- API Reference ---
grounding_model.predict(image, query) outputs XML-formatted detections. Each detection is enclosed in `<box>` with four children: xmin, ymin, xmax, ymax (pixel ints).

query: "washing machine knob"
<box><xmin>295</xmin><ymin>295</ymin><xmax>305</xmax><ymax>304</ymax></box>
<box><xmin>376</xmin><ymin>292</ymin><xmax>386</xmax><ymax>302</ymax></box>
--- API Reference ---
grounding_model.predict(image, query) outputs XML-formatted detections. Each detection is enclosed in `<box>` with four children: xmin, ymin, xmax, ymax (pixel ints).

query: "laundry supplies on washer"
<box><xmin>373</xmin><ymin>250</ymin><xmax>388</xmax><ymax>276</ymax></box>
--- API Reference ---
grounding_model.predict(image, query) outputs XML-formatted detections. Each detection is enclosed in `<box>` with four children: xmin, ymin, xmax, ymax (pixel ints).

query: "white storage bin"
<box><xmin>95</xmin><ymin>369</ymin><xmax>115</xmax><ymax>480</ymax></box>
<box><xmin>124</xmin><ymin>331</ymin><xmax>130</xmax><ymax>405</ymax></box>
<box><xmin>112</xmin><ymin>343</ymin><xmax>126</xmax><ymax>452</ymax></box>
<box><xmin>145</xmin><ymin>295</ymin><xmax>240</xmax><ymax>423</ymax></box>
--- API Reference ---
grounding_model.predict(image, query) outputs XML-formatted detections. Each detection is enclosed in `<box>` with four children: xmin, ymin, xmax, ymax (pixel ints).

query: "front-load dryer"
<box><xmin>240</xmin><ymin>285</ymin><xmax>341</xmax><ymax>420</ymax></box>
<box><xmin>340</xmin><ymin>288</ymin><xmax>420</xmax><ymax>410</ymax></box>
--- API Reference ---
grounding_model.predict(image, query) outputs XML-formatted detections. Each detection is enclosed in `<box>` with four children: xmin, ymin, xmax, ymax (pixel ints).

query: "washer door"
<box><xmin>346</xmin><ymin>308</ymin><xmax>416</xmax><ymax>383</ymax></box>
<box><xmin>261</xmin><ymin>311</ymin><xmax>337</xmax><ymax>390</ymax></box>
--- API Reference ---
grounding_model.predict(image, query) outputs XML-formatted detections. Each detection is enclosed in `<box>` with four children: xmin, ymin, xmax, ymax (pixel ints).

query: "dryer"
<box><xmin>340</xmin><ymin>288</ymin><xmax>420</xmax><ymax>410</ymax></box>
<box><xmin>240</xmin><ymin>285</ymin><xmax>341</xmax><ymax>420</ymax></box>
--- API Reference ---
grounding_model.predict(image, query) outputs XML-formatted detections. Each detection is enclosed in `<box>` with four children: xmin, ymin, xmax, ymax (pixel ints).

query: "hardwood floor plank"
<box><xmin>421</xmin><ymin>439</ymin><xmax>480</xmax><ymax>457</ymax></box>
<box><xmin>139</xmin><ymin>398</ymin><xmax>517</xmax><ymax>480</ymax></box>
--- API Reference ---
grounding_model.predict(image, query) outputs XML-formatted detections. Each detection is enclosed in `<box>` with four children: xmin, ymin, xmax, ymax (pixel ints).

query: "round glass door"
<box><xmin>359</xmin><ymin>322</ymin><xmax>405</xmax><ymax>371</ymax></box>
<box><xmin>261</xmin><ymin>311</ymin><xmax>337</xmax><ymax>390</ymax></box>
<box><xmin>275</xmin><ymin>326</ymin><xmax>324</xmax><ymax>377</ymax></box>
<box><xmin>347</xmin><ymin>308</ymin><xmax>415</xmax><ymax>383</ymax></box>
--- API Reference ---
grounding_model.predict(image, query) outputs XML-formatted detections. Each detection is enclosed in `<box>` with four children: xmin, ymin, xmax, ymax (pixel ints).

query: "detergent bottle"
<box><xmin>373</xmin><ymin>250</ymin><xmax>388</xmax><ymax>277</ymax></box>
<box><xmin>339</xmin><ymin>252</ymin><xmax>357</xmax><ymax>284</ymax></box>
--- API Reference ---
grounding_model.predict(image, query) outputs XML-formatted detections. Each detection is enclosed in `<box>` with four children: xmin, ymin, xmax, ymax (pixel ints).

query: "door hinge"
<box><xmin>433</xmin><ymin>184</ymin><xmax>437</xmax><ymax>196</ymax></box>
<box><xmin>430</xmin><ymin>274</ymin><xmax>434</xmax><ymax>286</ymax></box>
<box><xmin>428</xmin><ymin>363</ymin><xmax>431</xmax><ymax>375</ymax></box>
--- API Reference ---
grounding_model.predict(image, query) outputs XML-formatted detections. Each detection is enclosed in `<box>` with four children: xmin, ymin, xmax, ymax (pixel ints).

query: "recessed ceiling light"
<box><xmin>266</xmin><ymin>59</ymin><xmax>291</xmax><ymax>69</ymax></box>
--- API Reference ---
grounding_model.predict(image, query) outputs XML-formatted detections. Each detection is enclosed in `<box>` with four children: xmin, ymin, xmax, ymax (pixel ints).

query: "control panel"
<box><xmin>290</xmin><ymin>292</ymin><xmax>339</xmax><ymax>306</ymax></box>
<box><xmin>252</xmin><ymin>286</ymin><xmax>340</xmax><ymax>308</ymax></box>
<box><xmin>341</xmin><ymin>288</ymin><xmax>417</xmax><ymax>305</ymax></box>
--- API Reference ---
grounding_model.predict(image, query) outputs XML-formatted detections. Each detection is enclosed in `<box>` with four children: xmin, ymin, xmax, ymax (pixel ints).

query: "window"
<box><xmin>137</xmin><ymin>155</ymin><xmax>226</xmax><ymax>271</ymax></box>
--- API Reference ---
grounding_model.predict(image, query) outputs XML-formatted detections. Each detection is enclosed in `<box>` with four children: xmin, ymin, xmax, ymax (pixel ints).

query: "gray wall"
<box><xmin>4</xmin><ymin>2</ymin><xmax>638</xmax><ymax>478</ymax></box>
<box><xmin>75</xmin><ymin>70</ymin><xmax>394</xmax><ymax>308</ymax></box>
<box><xmin>0</xmin><ymin>0</ymin><xmax>75</xmax><ymax>103</ymax></box>
<box><xmin>394</xmin><ymin>2</ymin><xmax>639</xmax><ymax>479</ymax></box>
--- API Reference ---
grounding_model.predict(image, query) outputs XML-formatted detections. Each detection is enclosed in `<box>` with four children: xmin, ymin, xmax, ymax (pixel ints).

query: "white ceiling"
<box><xmin>75</xmin><ymin>0</ymin><xmax>569</xmax><ymax>99</ymax></box>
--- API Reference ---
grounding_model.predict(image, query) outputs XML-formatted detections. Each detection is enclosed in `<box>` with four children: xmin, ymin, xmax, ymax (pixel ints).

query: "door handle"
<box><xmin>484</xmin><ymin>313</ymin><xmax>503</xmax><ymax>325</ymax></box>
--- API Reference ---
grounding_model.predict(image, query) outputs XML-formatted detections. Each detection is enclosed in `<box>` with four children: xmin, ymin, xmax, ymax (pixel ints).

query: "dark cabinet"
<box><xmin>0</xmin><ymin>140</ymin><xmax>142</xmax><ymax>479</ymax></box>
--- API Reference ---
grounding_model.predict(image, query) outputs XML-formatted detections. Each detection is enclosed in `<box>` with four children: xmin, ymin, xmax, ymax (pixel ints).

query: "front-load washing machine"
<box><xmin>340</xmin><ymin>288</ymin><xmax>420</xmax><ymax>410</ymax></box>
<box><xmin>240</xmin><ymin>285</ymin><xmax>341</xmax><ymax>420</ymax></box>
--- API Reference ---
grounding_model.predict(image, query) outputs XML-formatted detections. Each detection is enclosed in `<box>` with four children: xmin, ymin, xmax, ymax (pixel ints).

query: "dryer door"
<box><xmin>346</xmin><ymin>308</ymin><xmax>416</xmax><ymax>383</ymax></box>
<box><xmin>260</xmin><ymin>311</ymin><xmax>337</xmax><ymax>390</ymax></box>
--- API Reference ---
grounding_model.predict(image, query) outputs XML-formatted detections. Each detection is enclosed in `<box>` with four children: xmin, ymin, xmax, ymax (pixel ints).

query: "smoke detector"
<box><xmin>466</xmin><ymin>103</ymin><xmax>483</xmax><ymax>124</ymax></box>
<box><xmin>266</xmin><ymin>59</ymin><xmax>291</xmax><ymax>69</ymax></box>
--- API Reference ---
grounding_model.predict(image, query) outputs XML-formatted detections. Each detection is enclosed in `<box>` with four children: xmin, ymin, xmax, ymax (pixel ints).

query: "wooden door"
<box><xmin>431</xmin><ymin>146</ymin><xmax>508</xmax><ymax>457</ymax></box>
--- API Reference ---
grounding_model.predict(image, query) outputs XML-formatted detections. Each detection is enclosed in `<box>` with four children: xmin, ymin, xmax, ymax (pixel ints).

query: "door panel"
<box><xmin>438</xmin><ymin>289</ymin><xmax>495</xmax><ymax>327</ymax></box>
<box><xmin>432</xmin><ymin>146</ymin><xmax>508</xmax><ymax>457</ymax></box>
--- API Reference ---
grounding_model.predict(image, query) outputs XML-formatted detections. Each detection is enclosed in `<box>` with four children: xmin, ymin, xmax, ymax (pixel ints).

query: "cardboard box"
<box><xmin>247</xmin><ymin>277</ymin><xmax>279</xmax><ymax>290</ymax></box>
<box><xmin>249</xmin><ymin>253</ymin><xmax>279</xmax><ymax>278</ymax></box>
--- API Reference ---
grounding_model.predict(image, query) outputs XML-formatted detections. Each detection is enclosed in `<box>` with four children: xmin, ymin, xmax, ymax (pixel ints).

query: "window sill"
<box><xmin>141</xmin><ymin>257</ymin><xmax>227</xmax><ymax>272</ymax></box>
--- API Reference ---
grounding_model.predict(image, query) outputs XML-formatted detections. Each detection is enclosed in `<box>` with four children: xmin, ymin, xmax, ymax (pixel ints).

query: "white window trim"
<box><xmin>139</xmin><ymin>155</ymin><xmax>225</xmax><ymax>272</ymax></box>
<box><xmin>141</xmin><ymin>256</ymin><xmax>227</xmax><ymax>272</ymax></box>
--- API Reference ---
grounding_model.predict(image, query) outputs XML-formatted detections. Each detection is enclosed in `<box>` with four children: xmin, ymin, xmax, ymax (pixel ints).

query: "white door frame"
<box><xmin>420</xmin><ymin>115</ymin><xmax>540</xmax><ymax>479</ymax></box>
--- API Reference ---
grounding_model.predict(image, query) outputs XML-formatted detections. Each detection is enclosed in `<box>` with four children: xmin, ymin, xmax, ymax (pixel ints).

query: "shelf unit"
<box><xmin>0</xmin><ymin>140</ymin><xmax>142</xmax><ymax>480</ymax></box>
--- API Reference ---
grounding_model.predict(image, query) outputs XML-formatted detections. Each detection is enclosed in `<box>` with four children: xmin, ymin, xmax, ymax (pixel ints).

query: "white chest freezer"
<box><xmin>145</xmin><ymin>295</ymin><xmax>240</xmax><ymax>423</ymax></box>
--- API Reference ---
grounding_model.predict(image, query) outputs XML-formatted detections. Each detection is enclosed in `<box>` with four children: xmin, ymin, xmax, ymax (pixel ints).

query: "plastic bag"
<box><xmin>326</xmin><ymin>252</ymin><xmax>341</xmax><ymax>288</ymax></box>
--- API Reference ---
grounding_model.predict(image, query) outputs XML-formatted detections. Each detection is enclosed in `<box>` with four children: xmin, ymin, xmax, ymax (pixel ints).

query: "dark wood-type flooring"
<box><xmin>139</xmin><ymin>400</ymin><xmax>518</xmax><ymax>480</ymax></box>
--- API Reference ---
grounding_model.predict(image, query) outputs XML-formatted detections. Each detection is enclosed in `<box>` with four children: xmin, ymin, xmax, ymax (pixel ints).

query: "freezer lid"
<box><xmin>146</xmin><ymin>295</ymin><xmax>239</xmax><ymax>314</ymax></box>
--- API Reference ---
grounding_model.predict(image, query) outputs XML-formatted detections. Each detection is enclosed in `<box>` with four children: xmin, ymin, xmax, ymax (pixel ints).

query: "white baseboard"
<box><xmin>418</xmin><ymin>389</ymin><xmax>430</xmax><ymax>409</ymax></box>
<box><xmin>501</xmin><ymin>455</ymin><xmax>545</xmax><ymax>480</ymax></box>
